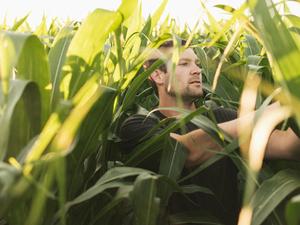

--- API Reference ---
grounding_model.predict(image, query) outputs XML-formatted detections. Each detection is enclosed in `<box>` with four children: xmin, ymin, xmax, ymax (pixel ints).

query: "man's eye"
<box><xmin>179</xmin><ymin>62</ymin><xmax>188</xmax><ymax>66</ymax></box>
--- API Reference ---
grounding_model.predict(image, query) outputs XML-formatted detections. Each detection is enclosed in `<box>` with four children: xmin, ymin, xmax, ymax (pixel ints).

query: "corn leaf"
<box><xmin>214</xmin><ymin>4</ymin><xmax>236</xmax><ymax>13</ymax></box>
<box><xmin>170</xmin><ymin>210</ymin><xmax>223</xmax><ymax>225</ymax></box>
<box><xmin>130</xmin><ymin>173</ymin><xmax>160</xmax><ymax>225</ymax></box>
<box><xmin>285</xmin><ymin>14</ymin><xmax>300</xmax><ymax>28</ymax></box>
<box><xmin>66</xmin><ymin>9</ymin><xmax>121</xmax><ymax>65</ymax></box>
<box><xmin>34</xmin><ymin>15</ymin><xmax>48</xmax><ymax>36</ymax></box>
<box><xmin>90</xmin><ymin>184</ymin><xmax>134</xmax><ymax>225</ymax></box>
<box><xmin>150</xmin><ymin>0</ymin><xmax>169</xmax><ymax>31</ymax></box>
<box><xmin>0</xmin><ymin>162</ymin><xmax>21</xmax><ymax>214</ymax></box>
<box><xmin>251</xmin><ymin>169</ymin><xmax>300</xmax><ymax>225</ymax></box>
<box><xmin>64</xmin><ymin>167</ymin><xmax>153</xmax><ymax>210</ymax></box>
<box><xmin>48</xmin><ymin>26</ymin><xmax>74</xmax><ymax>110</ymax></box>
<box><xmin>0</xmin><ymin>32</ymin><xmax>51</xmax><ymax>124</ymax></box>
<box><xmin>248</xmin><ymin>0</ymin><xmax>300</xmax><ymax>101</ymax></box>
<box><xmin>15</xmin><ymin>34</ymin><xmax>50</xmax><ymax>124</ymax></box>
<box><xmin>11</xmin><ymin>14</ymin><xmax>29</xmax><ymax>31</ymax></box>
<box><xmin>67</xmin><ymin>87</ymin><xmax>116</xmax><ymax>199</ymax></box>
<box><xmin>0</xmin><ymin>79</ymin><xmax>40</xmax><ymax>160</ymax></box>
<box><xmin>285</xmin><ymin>194</ymin><xmax>300</xmax><ymax>225</ymax></box>
<box><xmin>117</xmin><ymin>0</ymin><xmax>138</xmax><ymax>20</ymax></box>
<box><xmin>243</xmin><ymin>34</ymin><xmax>261</xmax><ymax>57</ymax></box>
<box><xmin>159</xmin><ymin>138</ymin><xmax>187</xmax><ymax>181</ymax></box>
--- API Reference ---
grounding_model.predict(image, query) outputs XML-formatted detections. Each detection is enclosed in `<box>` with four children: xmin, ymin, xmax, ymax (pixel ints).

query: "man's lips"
<box><xmin>189</xmin><ymin>80</ymin><xmax>201</xmax><ymax>84</ymax></box>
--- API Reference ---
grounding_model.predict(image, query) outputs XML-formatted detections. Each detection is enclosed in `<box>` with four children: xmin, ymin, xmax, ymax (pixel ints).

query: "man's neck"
<box><xmin>158</xmin><ymin>95</ymin><xmax>196</xmax><ymax>117</ymax></box>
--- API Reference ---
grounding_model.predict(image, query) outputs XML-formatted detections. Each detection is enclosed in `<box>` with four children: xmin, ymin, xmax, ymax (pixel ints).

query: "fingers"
<box><xmin>170</xmin><ymin>132</ymin><xmax>182</xmax><ymax>141</ymax></box>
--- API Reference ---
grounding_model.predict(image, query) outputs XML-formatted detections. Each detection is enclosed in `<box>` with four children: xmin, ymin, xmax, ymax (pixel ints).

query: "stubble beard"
<box><xmin>165</xmin><ymin>85</ymin><xmax>203</xmax><ymax>103</ymax></box>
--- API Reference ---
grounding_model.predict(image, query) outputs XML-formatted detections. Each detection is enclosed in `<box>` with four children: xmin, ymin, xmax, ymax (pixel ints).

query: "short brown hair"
<box><xmin>144</xmin><ymin>39</ymin><xmax>187</xmax><ymax>70</ymax></box>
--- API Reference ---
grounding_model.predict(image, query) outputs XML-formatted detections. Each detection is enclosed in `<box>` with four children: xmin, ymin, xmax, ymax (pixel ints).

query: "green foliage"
<box><xmin>285</xmin><ymin>194</ymin><xmax>300</xmax><ymax>225</ymax></box>
<box><xmin>0</xmin><ymin>0</ymin><xmax>300</xmax><ymax>225</ymax></box>
<box><xmin>251</xmin><ymin>169</ymin><xmax>300</xmax><ymax>225</ymax></box>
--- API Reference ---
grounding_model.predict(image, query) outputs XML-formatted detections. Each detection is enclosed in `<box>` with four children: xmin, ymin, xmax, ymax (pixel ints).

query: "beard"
<box><xmin>165</xmin><ymin>84</ymin><xmax>203</xmax><ymax>103</ymax></box>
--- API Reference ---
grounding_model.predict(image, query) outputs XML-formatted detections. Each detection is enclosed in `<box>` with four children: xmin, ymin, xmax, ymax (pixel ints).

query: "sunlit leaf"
<box><xmin>0</xmin><ymin>80</ymin><xmax>40</xmax><ymax>160</ymax></box>
<box><xmin>48</xmin><ymin>26</ymin><xmax>74</xmax><ymax>110</ymax></box>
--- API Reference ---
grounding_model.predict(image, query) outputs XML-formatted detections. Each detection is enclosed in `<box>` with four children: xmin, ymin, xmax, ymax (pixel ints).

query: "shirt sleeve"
<box><xmin>211</xmin><ymin>107</ymin><xmax>237</xmax><ymax>123</ymax></box>
<box><xmin>118</xmin><ymin>114</ymin><xmax>163</xmax><ymax>153</ymax></box>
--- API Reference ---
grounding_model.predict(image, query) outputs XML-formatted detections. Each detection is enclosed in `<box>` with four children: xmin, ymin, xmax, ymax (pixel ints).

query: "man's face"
<box><xmin>164</xmin><ymin>48</ymin><xmax>203</xmax><ymax>101</ymax></box>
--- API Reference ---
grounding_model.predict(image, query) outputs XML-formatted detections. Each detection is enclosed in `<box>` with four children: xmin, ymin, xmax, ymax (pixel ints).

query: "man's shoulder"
<box><xmin>211</xmin><ymin>107</ymin><xmax>237</xmax><ymax>123</ymax></box>
<box><xmin>119</xmin><ymin>113</ymin><xmax>161</xmax><ymax>137</ymax></box>
<box><xmin>118</xmin><ymin>113</ymin><xmax>164</xmax><ymax>153</ymax></box>
<box><xmin>121</xmin><ymin>113</ymin><xmax>160</xmax><ymax>126</ymax></box>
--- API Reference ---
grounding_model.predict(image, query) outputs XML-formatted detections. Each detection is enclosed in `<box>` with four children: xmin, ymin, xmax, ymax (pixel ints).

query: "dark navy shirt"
<box><xmin>119</xmin><ymin>107</ymin><xmax>239</xmax><ymax>225</ymax></box>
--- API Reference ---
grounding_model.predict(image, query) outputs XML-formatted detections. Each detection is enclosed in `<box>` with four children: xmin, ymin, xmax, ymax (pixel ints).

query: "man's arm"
<box><xmin>119</xmin><ymin>114</ymin><xmax>162</xmax><ymax>152</ymax></box>
<box><xmin>265</xmin><ymin>128</ymin><xmax>300</xmax><ymax>159</ymax></box>
<box><xmin>170</xmin><ymin>130</ymin><xmax>222</xmax><ymax>167</ymax></box>
<box><xmin>171</xmin><ymin>103</ymin><xmax>300</xmax><ymax>167</ymax></box>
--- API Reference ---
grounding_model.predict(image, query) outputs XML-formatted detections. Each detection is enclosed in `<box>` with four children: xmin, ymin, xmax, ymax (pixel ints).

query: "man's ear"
<box><xmin>150</xmin><ymin>69</ymin><xmax>165</xmax><ymax>85</ymax></box>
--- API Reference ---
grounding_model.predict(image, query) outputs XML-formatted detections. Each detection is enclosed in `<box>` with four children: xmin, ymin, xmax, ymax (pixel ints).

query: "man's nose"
<box><xmin>191</xmin><ymin>63</ymin><xmax>201</xmax><ymax>75</ymax></box>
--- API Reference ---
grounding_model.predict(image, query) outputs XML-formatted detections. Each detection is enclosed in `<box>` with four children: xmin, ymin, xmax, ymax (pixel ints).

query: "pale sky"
<box><xmin>0</xmin><ymin>0</ymin><xmax>300</xmax><ymax>28</ymax></box>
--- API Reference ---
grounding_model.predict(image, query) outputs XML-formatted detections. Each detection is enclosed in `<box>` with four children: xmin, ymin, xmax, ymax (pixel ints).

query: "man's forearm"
<box><xmin>218</xmin><ymin>102</ymin><xmax>281</xmax><ymax>139</ymax></box>
<box><xmin>265</xmin><ymin>128</ymin><xmax>300</xmax><ymax>160</ymax></box>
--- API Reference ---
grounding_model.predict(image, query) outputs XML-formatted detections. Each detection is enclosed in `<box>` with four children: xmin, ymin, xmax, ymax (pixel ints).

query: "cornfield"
<box><xmin>0</xmin><ymin>0</ymin><xmax>300</xmax><ymax>225</ymax></box>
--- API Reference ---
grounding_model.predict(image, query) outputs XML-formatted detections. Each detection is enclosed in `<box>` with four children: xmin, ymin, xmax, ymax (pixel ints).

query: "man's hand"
<box><xmin>170</xmin><ymin>130</ymin><xmax>222</xmax><ymax>167</ymax></box>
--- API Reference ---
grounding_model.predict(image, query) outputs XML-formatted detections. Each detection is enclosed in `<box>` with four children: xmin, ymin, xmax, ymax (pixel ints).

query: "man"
<box><xmin>119</xmin><ymin>40</ymin><xmax>240</xmax><ymax>225</ymax></box>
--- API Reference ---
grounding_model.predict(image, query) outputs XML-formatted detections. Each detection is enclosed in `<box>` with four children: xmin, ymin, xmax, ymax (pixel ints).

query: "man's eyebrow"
<box><xmin>179</xmin><ymin>58</ymin><xmax>192</xmax><ymax>61</ymax></box>
<box><xmin>179</xmin><ymin>58</ymin><xmax>200</xmax><ymax>63</ymax></box>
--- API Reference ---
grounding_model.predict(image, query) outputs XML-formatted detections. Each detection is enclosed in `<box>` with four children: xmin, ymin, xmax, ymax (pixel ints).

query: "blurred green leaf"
<box><xmin>0</xmin><ymin>32</ymin><xmax>19</xmax><ymax>96</ymax></box>
<box><xmin>90</xmin><ymin>184</ymin><xmax>134</xmax><ymax>225</ymax></box>
<box><xmin>130</xmin><ymin>173</ymin><xmax>160</xmax><ymax>225</ymax></box>
<box><xmin>34</xmin><ymin>15</ymin><xmax>48</xmax><ymax>36</ymax></box>
<box><xmin>170</xmin><ymin>210</ymin><xmax>223</xmax><ymax>225</ymax></box>
<box><xmin>66</xmin><ymin>9</ymin><xmax>122</xmax><ymax>65</ymax></box>
<box><xmin>66</xmin><ymin>8</ymin><xmax>124</xmax><ymax>98</ymax></box>
<box><xmin>243</xmin><ymin>34</ymin><xmax>261</xmax><ymax>57</ymax></box>
<box><xmin>214</xmin><ymin>4</ymin><xmax>236</xmax><ymax>13</ymax></box>
<box><xmin>159</xmin><ymin>138</ymin><xmax>187</xmax><ymax>181</ymax></box>
<box><xmin>0</xmin><ymin>32</ymin><xmax>51</xmax><ymax>124</ymax></box>
<box><xmin>65</xmin><ymin>167</ymin><xmax>153</xmax><ymax>210</ymax></box>
<box><xmin>249</xmin><ymin>0</ymin><xmax>300</xmax><ymax>101</ymax></box>
<box><xmin>67</xmin><ymin>86</ymin><xmax>116</xmax><ymax>198</ymax></box>
<box><xmin>16</xmin><ymin>34</ymin><xmax>50</xmax><ymax>124</ymax></box>
<box><xmin>285</xmin><ymin>194</ymin><xmax>300</xmax><ymax>225</ymax></box>
<box><xmin>0</xmin><ymin>80</ymin><xmax>40</xmax><ymax>160</ymax></box>
<box><xmin>150</xmin><ymin>0</ymin><xmax>168</xmax><ymax>32</ymax></box>
<box><xmin>11</xmin><ymin>14</ymin><xmax>30</xmax><ymax>31</ymax></box>
<box><xmin>251</xmin><ymin>169</ymin><xmax>300</xmax><ymax>225</ymax></box>
<box><xmin>117</xmin><ymin>0</ymin><xmax>138</xmax><ymax>20</ymax></box>
<box><xmin>0</xmin><ymin>162</ymin><xmax>21</xmax><ymax>215</ymax></box>
<box><xmin>48</xmin><ymin>26</ymin><xmax>74</xmax><ymax>110</ymax></box>
<box><xmin>121</xmin><ymin>59</ymin><xmax>163</xmax><ymax>111</ymax></box>
<box><xmin>285</xmin><ymin>14</ymin><xmax>300</xmax><ymax>28</ymax></box>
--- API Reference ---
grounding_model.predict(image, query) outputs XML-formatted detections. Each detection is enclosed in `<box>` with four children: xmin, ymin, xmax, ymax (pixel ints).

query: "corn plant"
<box><xmin>0</xmin><ymin>0</ymin><xmax>300</xmax><ymax>225</ymax></box>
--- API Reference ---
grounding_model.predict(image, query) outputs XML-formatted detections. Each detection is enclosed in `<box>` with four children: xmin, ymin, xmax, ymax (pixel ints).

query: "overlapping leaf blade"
<box><xmin>48</xmin><ymin>26</ymin><xmax>74</xmax><ymax>110</ymax></box>
<box><xmin>251</xmin><ymin>169</ymin><xmax>300</xmax><ymax>225</ymax></box>
<box><xmin>130</xmin><ymin>173</ymin><xmax>160</xmax><ymax>225</ymax></box>
<box><xmin>249</xmin><ymin>0</ymin><xmax>300</xmax><ymax>101</ymax></box>
<box><xmin>0</xmin><ymin>80</ymin><xmax>41</xmax><ymax>160</ymax></box>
